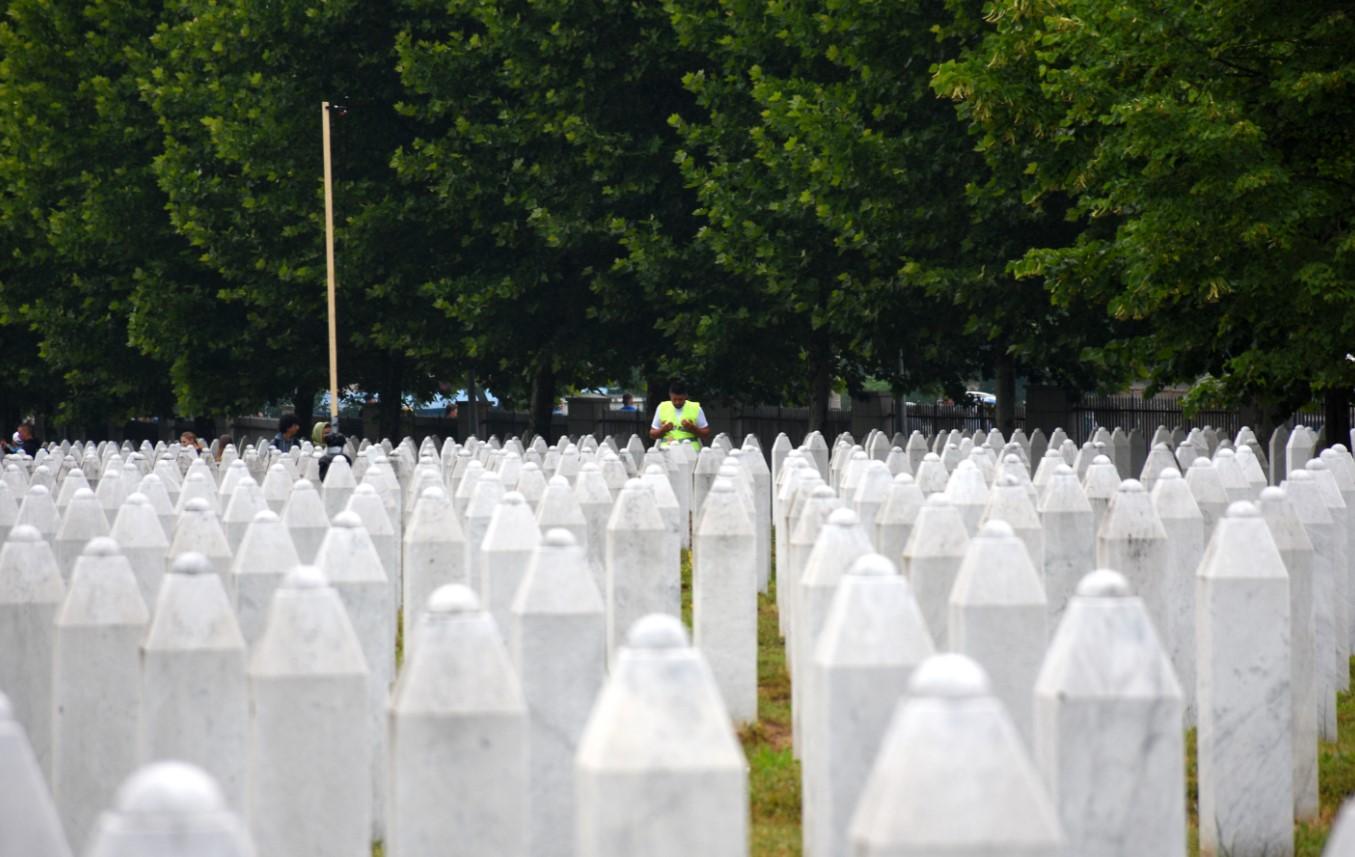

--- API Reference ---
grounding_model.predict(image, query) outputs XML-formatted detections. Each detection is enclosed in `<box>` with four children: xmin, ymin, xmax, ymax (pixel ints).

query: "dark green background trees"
<box><xmin>1</xmin><ymin>0</ymin><xmax>1349</xmax><ymax>435</ymax></box>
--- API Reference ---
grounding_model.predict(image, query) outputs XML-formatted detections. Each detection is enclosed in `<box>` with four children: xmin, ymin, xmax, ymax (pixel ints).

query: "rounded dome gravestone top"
<box><xmin>427</xmin><ymin>582</ymin><xmax>481</xmax><ymax>615</ymax></box>
<box><xmin>115</xmin><ymin>761</ymin><xmax>224</xmax><ymax>816</ymax></box>
<box><xmin>331</xmin><ymin>510</ymin><xmax>363</xmax><ymax>530</ymax></box>
<box><xmin>975</xmin><ymin>519</ymin><xmax>1015</xmax><ymax>540</ymax></box>
<box><xmin>542</xmin><ymin>527</ymin><xmax>577</xmax><ymax>549</ymax></box>
<box><xmin>282</xmin><ymin>564</ymin><xmax>327</xmax><ymax>591</ymax></box>
<box><xmin>827</xmin><ymin>507</ymin><xmax>860</xmax><ymax>528</ymax></box>
<box><xmin>7</xmin><ymin>523</ymin><xmax>41</xmax><ymax>543</ymax></box>
<box><xmin>185</xmin><ymin>497</ymin><xmax>210</xmax><ymax>513</ymax></box>
<box><xmin>626</xmin><ymin>613</ymin><xmax>689</xmax><ymax>650</ymax></box>
<box><xmin>908</xmin><ymin>653</ymin><xmax>990</xmax><ymax>699</ymax></box>
<box><xmin>1076</xmin><ymin>568</ymin><xmax>1132</xmax><ymax>598</ymax></box>
<box><xmin>1226</xmin><ymin>500</ymin><xmax>1261</xmax><ymax>519</ymax></box>
<box><xmin>83</xmin><ymin>535</ymin><xmax>121</xmax><ymax>558</ymax></box>
<box><xmin>846</xmin><ymin>552</ymin><xmax>895</xmax><ymax>578</ymax></box>
<box><xmin>169</xmin><ymin>552</ymin><xmax>213</xmax><ymax>577</ymax></box>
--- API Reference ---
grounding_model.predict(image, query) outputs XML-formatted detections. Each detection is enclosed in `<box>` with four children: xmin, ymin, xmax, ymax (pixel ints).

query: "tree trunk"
<box><xmin>292</xmin><ymin>386</ymin><xmax>317</xmax><ymax>431</ymax></box>
<box><xmin>996</xmin><ymin>353</ymin><xmax>1017</xmax><ymax>437</ymax></box>
<box><xmin>807</xmin><ymin>336</ymin><xmax>832</xmax><ymax>434</ymax></box>
<box><xmin>529</xmin><ymin>357</ymin><xmax>557</xmax><ymax>444</ymax></box>
<box><xmin>376</xmin><ymin>353</ymin><xmax>404</xmax><ymax>441</ymax></box>
<box><xmin>465</xmin><ymin>371</ymin><xmax>480</xmax><ymax>440</ymax></box>
<box><xmin>1323</xmin><ymin>387</ymin><xmax>1351</xmax><ymax>454</ymax></box>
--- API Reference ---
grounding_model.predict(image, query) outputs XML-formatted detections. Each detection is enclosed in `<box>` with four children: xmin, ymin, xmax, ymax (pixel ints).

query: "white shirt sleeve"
<box><xmin>695</xmin><ymin>407</ymin><xmax>709</xmax><ymax>429</ymax></box>
<box><xmin>651</xmin><ymin>407</ymin><xmax>663</xmax><ymax>430</ymax></box>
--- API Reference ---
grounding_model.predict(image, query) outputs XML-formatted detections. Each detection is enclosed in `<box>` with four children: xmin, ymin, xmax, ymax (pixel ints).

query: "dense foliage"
<box><xmin>1</xmin><ymin>0</ymin><xmax>1349</xmax><ymax>435</ymax></box>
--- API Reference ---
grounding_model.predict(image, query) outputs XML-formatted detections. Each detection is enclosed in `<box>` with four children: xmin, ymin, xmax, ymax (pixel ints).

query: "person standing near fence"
<box><xmin>650</xmin><ymin>381</ymin><xmax>711</xmax><ymax>449</ymax></box>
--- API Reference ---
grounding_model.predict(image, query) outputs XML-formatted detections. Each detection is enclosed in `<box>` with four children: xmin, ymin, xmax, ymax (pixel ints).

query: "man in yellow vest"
<box><xmin>649</xmin><ymin>381</ymin><xmax>711</xmax><ymax>448</ymax></box>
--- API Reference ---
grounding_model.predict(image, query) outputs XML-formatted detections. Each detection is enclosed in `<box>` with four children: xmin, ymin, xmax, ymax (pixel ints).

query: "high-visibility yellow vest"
<box><xmin>657</xmin><ymin>400</ymin><xmax>702</xmax><ymax>447</ymax></box>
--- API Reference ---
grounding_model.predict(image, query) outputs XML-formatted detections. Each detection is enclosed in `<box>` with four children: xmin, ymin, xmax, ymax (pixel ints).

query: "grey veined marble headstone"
<box><xmin>1034</xmin><ymin>570</ymin><xmax>1184</xmax><ymax>857</ymax></box>
<box><xmin>1197</xmin><ymin>503</ymin><xmax>1293</xmax><ymax>857</ymax></box>
<box><xmin>575</xmin><ymin>615</ymin><xmax>747</xmax><ymax>857</ymax></box>
<box><xmin>848</xmin><ymin>653</ymin><xmax>1062</xmax><ymax>856</ymax></box>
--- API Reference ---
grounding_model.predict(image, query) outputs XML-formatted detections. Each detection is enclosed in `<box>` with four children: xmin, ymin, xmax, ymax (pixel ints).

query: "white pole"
<box><xmin>322</xmin><ymin>102</ymin><xmax>339</xmax><ymax>423</ymax></box>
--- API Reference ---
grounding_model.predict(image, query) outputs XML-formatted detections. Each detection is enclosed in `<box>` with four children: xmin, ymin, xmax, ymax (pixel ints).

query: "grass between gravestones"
<box><xmin>375</xmin><ymin>552</ymin><xmax>1355</xmax><ymax>857</ymax></box>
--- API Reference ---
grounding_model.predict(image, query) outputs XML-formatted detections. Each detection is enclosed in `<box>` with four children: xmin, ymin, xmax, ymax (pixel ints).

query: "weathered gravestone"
<box><xmin>247</xmin><ymin>565</ymin><xmax>370</xmax><ymax>857</ymax></box>
<box><xmin>693</xmin><ymin>477</ymin><xmax>758</xmax><ymax>724</ymax></box>
<box><xmin>848</xmin><ymin>653</ymin><xmax>1062</xmax><ymax>857</ymax></box>
<box><xmin>140</xmin><ymin>553</ymin><xmax>247</xmax><ymax>811</ymax></box>
<box><xmin>1197</xmin><ymin>503</ymin><xmax>1293</xmax><ymax>857</ymax></box>
<box><xmin>0</xmin><ymin>525</ymin><xmax>64</xmax><ymax>776</ymax></box>
<box><xmin>84</xmin><ymin>761</ymin><xmax>253</xmax><ymax>857</ymax></box>
<box><xmin>0</xmin><ymin>692</ymin><xmax>73</xmax><ymax>857</ymax></box>
<box><xmin>1034</xmin><ymin>570</ymin><xmax>1184</xmax><ymax>857</ymax></box>
<box><xmin>804</xmin><ymin>553</ymin><xmax>933</xmax><ymax>857</ymax></box>
<box><xmin>575</xmin><ymin>615</ymin><xmax>747</xmax><ymax>857</ymax></box>
<box><xmin>389</xmin><ymin>584</ymin><xmax>528</xmax><ymax>857</ymax></box>
<box><xmin>605</xmin><ymin>478</ymin><xmax>676</xmax><ymax>658</ymax></box>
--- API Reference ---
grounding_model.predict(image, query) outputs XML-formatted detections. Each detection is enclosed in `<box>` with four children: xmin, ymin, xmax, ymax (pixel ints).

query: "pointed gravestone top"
<box><xmin>0</xmin><ymin>691</ymin><xmax>73</xmax><ymax>857</ymax></box>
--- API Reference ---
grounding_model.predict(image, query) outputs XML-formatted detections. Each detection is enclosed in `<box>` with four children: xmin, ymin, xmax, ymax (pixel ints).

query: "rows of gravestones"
<box><xmin>4</xmin><ymin>421</ymin><xmax>1355</xmax><ymax>856</ymax></box>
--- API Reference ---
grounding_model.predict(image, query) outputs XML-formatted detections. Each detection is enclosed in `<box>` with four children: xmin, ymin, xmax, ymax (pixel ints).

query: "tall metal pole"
<box><xmin>322</xmin><ymin>102</ymin><xmax>340</xmax><ymax>423</ymax></box>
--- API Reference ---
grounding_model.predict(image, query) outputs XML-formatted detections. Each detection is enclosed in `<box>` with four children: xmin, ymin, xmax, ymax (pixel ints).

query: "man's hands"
<box><xmin>660</xmin><ymin>421</ymin><xmax>676</xmax><ymax>434</ymax></box>
<box><xmin>680</xmin><ymin>418</ymin><xmax>697</xmax><ymax>431</ymax></box>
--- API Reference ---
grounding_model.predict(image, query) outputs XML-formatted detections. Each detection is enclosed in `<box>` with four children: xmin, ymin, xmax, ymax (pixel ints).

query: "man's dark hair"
<box><xmin>669</xmin><ymin>381</ymin><xmax>688</xmax><ymax>396</ymax></box>
<box><xmin>278</xmin><ymin>413</ymin><xmax>302</xmax><ymax>433</ymax></box>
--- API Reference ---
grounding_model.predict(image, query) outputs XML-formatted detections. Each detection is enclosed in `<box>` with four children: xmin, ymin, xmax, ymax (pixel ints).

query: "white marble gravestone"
<box><xmin>511</xmin><ymin>530</ymin><xmax>606</xmax><ymax>857</ymax></box>
<box><xmin>575</xmin><ymin>615</ymin><xmax>747</xmax><ymax>857</ymax></box>
<box><xmin>693</xmin><ymin>477</ymin><xmax>758</xmax><ymax>724</ymax></box>
<box><xmin>389</xmin><ymin>584</ymin><xmax>528</xmax><ymax>857</ymax></box>
<box><xmin>140</xmin><ymin>553</ymin><xmax>248</xmax><ymax>811</ymax></box>
<box><xmin>0</xmin><ymin>525</ymin><xmax>65</xmax><ymax>777</ymax></box>
<box><xmin>981</xmin><ymin>472</ymin><xmax>1044</xmax><ymax>569</ymax></box>
<box><xmin>902</xmin><ymin>494</ymin><xmax>970</xmax><ymax>648</ymax></box>
<box><xmin>874</xmin><ymin>473</ymin><xmax>924</xmax><ymax>568</ymax></box>
<box><xmin>0</xmin><ymin>692</ymin><xmax>73</xmax><ymax>857</ymax></box>
<box><xmin>1286</xmin><ymin>469</ymin><xmax>1339</xmax><ymax>740</ymax></box>
<box><xmin>804</xmin><ymin>553</ymin><xmax>933</xmax><ymax>857</ymax></box>
<box><xmin>949</xmin><ymin>520</ymin><xmax>1048</xmax><ymax>745</ymax></box>
<box><xmin>280</xmin><ymin>478</ymin><xmax>329</xmax><ymax>565</ymax></box>
<box><xmin>53</xmin><ymin>487</ymin><xmax>109</xmax><ymax>583</ymax></box>
<box><xmin>1197</xmin><ymin>502</ymin><xmax>1293</xmax><ymax>857</ymax></box>
<box><xmin>52</xmin><ymin>537</ymin><xmax>150</xmax><ymax>853</ymax></box>
<box><xmin>1150</xmin><ymin>467</ymin><xmax>1204</xmax><ymax>724</ymax></box>
<box><xmin>169</xmin><ymin>497</ymin><xmax>233</xmax><ymax>584</ymax></box>
<box><xmin>109</xmin><ymin>492</ymin><xmax>170</xmax><ymax>607</ymax></box>
<box><xmin>247</xmin><ymin>565</ymin><xmax>370</xmax><ymax>857</ymax></box>
<box><xmin>314</xmin><ymin>511</ymin><xmax>394</xmax><ymax>837</ymax></box>
<box><xmin>1096</xmin><ymin>480</ymin><xmax>1169</xmax><ymax>649</ymax></box>
<box><xmin>402</xmin><ymin>486</ymin><xmax>467</xmax><ymax>660</ymax></box>
<box><xmin>605</xmin><ymin>479</ymin><xmax>676</xmax><ymax>657</ymax></box>
<box><xmin>1039</xmin><ymin>464</ymin><xmax>1095</xmax><ymax>625</ymax></box>
<box><xmin>481</xmin><ymin>491</ymin><xmax>543</xmax><ymax>640</ymax></box>
<box><xmin>1034</xmin><ymin>570</ymin><xmax>1184</xmax><ymax>857</ymax></box>
<box><xmin>1260</xmin><ymin>486</ymin><xmax>1319</xmax><ymax>820</ymax></box>
<box><xmin>229</xmin><ymin>510</ymin><xmax>300</xmax><ymax>647</ymax></box>
<box><xmin>848</xmin><ymin>653</ymin><xmax>1061</xmax><ymax>856</ymax></box>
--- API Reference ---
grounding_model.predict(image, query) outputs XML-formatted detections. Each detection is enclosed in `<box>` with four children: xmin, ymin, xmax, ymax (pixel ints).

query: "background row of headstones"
<box><xmin>2</xmin><ymin>418</ymin><xmax>1355</xmax><ymax>857</ymax></box>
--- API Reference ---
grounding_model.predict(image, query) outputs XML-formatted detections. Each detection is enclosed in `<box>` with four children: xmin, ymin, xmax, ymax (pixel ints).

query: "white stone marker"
<box><xmin>1308</xmin><ymin>458</ymin><xmax>1352</xmax><ymax>692</ymax></box>
<box><xmin>949</xmin><ymin>520</ymin><xmax>1048</xmax><ymax>745</ymax></box>
<box><xmin>322</xmin><ymin>453</ymin><xmax>358</xmax><ymax>519</ymax></box>
<box><xmin>511</xmin><ymin>530</ymin><xmax>606</xmax><ymax>857</ymax></box>
<box><xmin>848</xmin><ymin>653</ymin><xmax>1062</xmax><ymax>857</ymax></box>
<box><xmin>52</xmin><ymin>537</ymin><xmax>149</xmax><ymax>853</ymax></box>
<box><xmin>576</xmin><ymin>614</ymin><xmax>747</xmax><ymax>857</ymax></box>
<box><xmin>574</xmin><ymin>462</ymin><xmax>613</xmax><ymax>598</ymax></box>
<box><xmin>314</xmin><ymin>510</ymin><xmax>394</xmax><ymax>836</ymax></box>
<box><xmin>18</xmin><ymin>483</ymin><xmax>59</xmax><ymax>543</ymax></box>
<box><xmin>914</xmin><ymin>451</ymin><xmax>949</xmax><ymax>496</ymax></box>
<box><xmin>785</xmin><ymin>483</ymin><xmax>839</xmax><ymax>638</ymax></box>
<box><xmin>875</xmin><ymin>472</ymin><xmax>924</xmax><ymax>567</ymax></box>
<box><xmin>1</xmin><ymin>692</ymin><xmax>73</xmax><ymax>856</ymax></box>
<box><xmin>694</xmin><ymin>445</ymin><xmax>726</xmax><ymax>521</ymax></box>
<box><xmin>53</xmin><ymin>487</ymin><xmax>110</xmax><ymax>583</ymax></box>
<box><xmin>1286</xmin><ymin>469</ymin><xmax>1339</xmax><ymax>740</ymax></box>
<box><xmin>482</xmin><ymin>491</ymin><xmax>543</xmax><ymax>639</ymax></box>
<box><xmin>537</xmin><ymin>473</ymin><xmax>589</xmax><ymax>551</ymax></box>
<box><xmin>693</xmin><ymin>477</ymin><xmax>758</xmax><ymax>724</ymax></box>
<box><xmin>135</xmin><ymin>473</ymin><xmax>176</xmax><ymax>538</ymax></box>
<box><xmin>944</xmin><ymin>459</ymin><xmax>990</xmax><ymax>536</ymax></box>
<box><xmin>247</xmin><ymin>565</ymin><xmax>370</xmax><ymax>857</ymax></box>
<box><xmin>1034</xmin><ymin>570</ymin><xmax>1184</xmax><ymax>857</ymax></box>
<box><xmin>0</xmin><ymin>525</ymin><xmax>65</xmax><ymax>778</ymax></box>
<box><xmin>177</xmin><ymin>470</ymin><xmax>221</xmax><ymax>516</ymax></box>
<box><xmin>169</xmin><ymin>496</ymin><xmax>233</xmax><ymax>583</ymax></box>
<box><xmin>280</xmin><ymin>478</ymin><xmax>329</xmax><ymax>564</ymax></box>
<box><xmin>1140</xmin><ymin>442</ymin><xmax>1180</xmax><ymax>491</ymax></box>
<box><xmin>84</xmin><ymin>761</ymin><xmax>254</xmax><ymax>857</ymax></box>
<box><xmin>221</xmin><ymin>474</ymin><xmax>267</xmax><ymax>554</ymax></box>
<box><xmin>1150</xmin><ymin>467</ymin><xmax>1204</xmax><ymax>725</ymax></box>
<box><xmin>1186</xmin><ymin>457</ymin><xmax>1230</xmax><ymax>537</ymax></box>
<box><xmin>1096</xmin><ymin>479</ymin><xmax>1170</xmax><ymax>644</ymax></box>
<box><xmin>605</xmin><ymin>478</ymin><xmax>676</xmax><ymax>656</ymax></box>
<box><xmin>1322</xmin><ymin>446</ymin><xmax>1355</xmax><ymax>653</ymax></box>
<box><xmin>140</xmin><ymin>553</ymin><xmax>248</xmax><ymax>811</ymax></box>
<box><xmin>465</xmin><ymin>470</ymin><xmax>505</xmax><ymax>594</ymax></box>
<box><xmin>1197</xmin><ymin>502</ymin><xmax>1293</xmax><ymax>857</ymax></box>
<box><xmin>1260</xmin><ymin>486</ymin><xmax>1319</xmax><ymax>820</ymax></box>
<box><xmin>1288</xmin><ymin>428</ymin><xmax>1316</xmax><ymax>480</ymax></box>
<box><xmin>804</xmin><ymin>553</ymin><xmax>933</xmax><ymax>857</ymax></box>
<box><xmin>641</xmin><ymin>462</ymin><xmax>683</xmax><ymax>559</ymax></box>
<box><xmin>901</xmin><ymin>494</ymin><xmax>970</xmax><ymax>645</ymax></box>
<box><xmin>0</xmin><ymin>478</ymin><xmax>17</xmax><ymax>544</ymax></box>
<box><xmin>389</xmin><ymin>584</ymin><xmax>528</xmax><ymax>857</ymax></box>
<box><xmin>1081</xmin><ymin>454</ymin><xmax>1119</xmax><ymax>534</ymax></box>
<box><xmin>229</xmin><ymin>509</ymin><xmax>300</xmax><ymax>647</ymax></box>
<box><xmin>981</xmin><ymin>472</ymin><xmax>1044</xmax><ymax>569</ymax></box>
<box><xmin>402</xmin><ymin>486</ymin><xmax>467</xmax><ymax>659</ymax></box>
<box><xmin>109</xmin><ymin>492</ymin><xmax>170</xmax><ymax>607</ymax></box>
<box><xmin>1039</xmin><ymin>464</ymin><xmax>1095</xmax><ymax>625</ymax></box>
